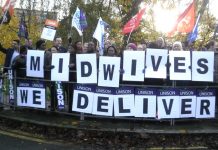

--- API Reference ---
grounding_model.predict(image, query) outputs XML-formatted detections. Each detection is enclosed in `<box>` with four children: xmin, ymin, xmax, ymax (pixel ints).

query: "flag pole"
<box><xmin>126</xmin><ymin>26</ymin><xmax>134</xmax><ymax>44</ymax></box>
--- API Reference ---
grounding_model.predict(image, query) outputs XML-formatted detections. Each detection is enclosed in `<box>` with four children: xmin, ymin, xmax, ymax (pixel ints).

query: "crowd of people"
<box><xmin>0</xmin><ymin>36</ymin><xmax>217</xmax><ymax>112</ymax></box>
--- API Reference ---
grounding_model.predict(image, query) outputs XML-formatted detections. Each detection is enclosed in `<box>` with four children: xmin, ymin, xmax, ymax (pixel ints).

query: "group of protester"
<box><xmin>0</xmin><ymin>36</ymin><xmax>217</xmax><ymax>112</ymax></box>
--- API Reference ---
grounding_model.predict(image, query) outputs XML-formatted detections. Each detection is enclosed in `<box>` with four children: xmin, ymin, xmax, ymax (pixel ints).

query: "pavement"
<box><xmin>0</xmin><ymin>108</ymin><xmax>218</xmax><ymax>134</ymax></box>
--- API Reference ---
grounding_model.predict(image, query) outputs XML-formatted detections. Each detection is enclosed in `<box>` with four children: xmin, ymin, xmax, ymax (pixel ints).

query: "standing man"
<box><xmin>53</xmin><ymin>37</ymin><xmax>67</xmax><ymax>53</ymax></box>
<box><xmin>0</xmin><ymin>40</ymin><xmax>20</xmax><ymax>73</ymax></box>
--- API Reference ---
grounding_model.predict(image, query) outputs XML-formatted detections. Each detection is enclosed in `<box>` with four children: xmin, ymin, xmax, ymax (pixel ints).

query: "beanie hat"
<box><xmin>127</xmin><ymin>43</ymin><xmax>137</xmax><ymax>50</ymax></box>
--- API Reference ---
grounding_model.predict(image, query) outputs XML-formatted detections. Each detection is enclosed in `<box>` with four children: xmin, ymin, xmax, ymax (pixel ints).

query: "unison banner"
<box><xmin>72</xmin><ymin>84</ymin><xmax>216</xmax><ymax>119</ymax></box>
<box><xmin>17</xmin><ymin>81</ymin><xmax>45</xmax><ymax>109</ymax></box>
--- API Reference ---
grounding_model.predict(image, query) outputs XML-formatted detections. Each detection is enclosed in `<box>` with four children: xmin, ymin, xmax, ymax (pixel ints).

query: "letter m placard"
<box><xmin>26</xmin><ymin>50</ymin><xmax>45</xmax><ymax>78</ymax></box>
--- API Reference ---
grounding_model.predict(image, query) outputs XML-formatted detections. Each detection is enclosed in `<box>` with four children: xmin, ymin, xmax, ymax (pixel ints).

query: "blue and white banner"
<box><xmin>56</xmin><ymin>81</ymin><xmax>64</xmax><ymax>110</ymax></box>
<box><xmin>8</xmin><ymin>69</ymin><xmax>14</xmax><ymax>105</ymax></box>
<box><xmin>157</xmin><ymin>89</ymin><xmax>180</xmax><ymax>119</ymax></box>
<box><xmin>17</xmin><ymin>81</ymin><xmax>45</xmax><ymax>109</ymax></box>
<box><xmin>93</xmin><ymin>86</ymin><xmax>115</xmax><ymax>116</ymax></box>
<box><xmin>134</xmin><ymin>88</ymin><xmax>157</xmax><ymax>118</ymax></box>
<box><xmin>196</xmin><ymin>89</ymin><xmax>216</xmax><ymax>118</ymax></box>
<box><xmin>114</xmin><ymin>87</ymin><xmax>135</xmax><ymax>116</ymax></box>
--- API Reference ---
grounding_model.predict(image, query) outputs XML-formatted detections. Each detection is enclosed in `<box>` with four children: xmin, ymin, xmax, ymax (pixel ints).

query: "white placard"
<box><xmin>145</xmin><ymin>49</ymin><xmax>168</xmax><ymax>79</ymax></box>
<box><xmin>192</xmin><ymin>51</ymin><xmax>214</xmax><ymax>82</ymax></box>
<box><xmin>41</xmin><ymin>27</ymin><xmax>56</xmax><ymax>41</ymax></box>
<box><xmin>179</xmin><ymin>96</ymin><xmax>196</xmax><ymax>118</ymax></box>
<box><xmin>92</xmin><ymin>93</ymin><xmax>114</xmax><ymax>116</ymax></box>
<box><xmin>134</xmin><ymin>95</ymin><xmax>156</xmax><ymax>118</ymax></box>
<box><xmin>122</xmin><ymin>51</ymin><xmax>145</xmax><ymax>81</ymax></box>
<box><xmin>51</xmin><ymin>53</ymin><xmax>70</xmax><ymax>81</ymax></box>
<box><xmin>26</xmin><ymin>50</ymin><xmax>44</xmax><ymax>78</ymax></box>
<box><xmin>169</xmin><ymin>51</ymin><xmax>191</xmax><ymax>80</ymax></box>
<box><xmin>196</xmin><ymin>96</ymin><xmax>215</xmax><ymax>118</ymax></box>
<box><xmin>114</xmin><ymin>94</ymin><xmax>135</xmax><ymax>116</ymax></box>
<box><xmin>76</xmin><ymin>54</ymin><xmax>97</xmax><ymax>84</ymax></box>
<box><xmin>157</xmin><ymin>96</ymin><xmax>180</xmax><ymax>119</ymax></box>
<box><xmin>72</xmin><ymin>90</ymin><xmax>94</xmax><ymax>114</ymax></box>
<box><xmin>17</xmin><ymin>87</ymin><xmax>45</xmax><ymax>109</ymax></box>
<box><xmin>98</xmin><ymin>56</ymin><xmax>121</xmax><ymax>87</ymax></box>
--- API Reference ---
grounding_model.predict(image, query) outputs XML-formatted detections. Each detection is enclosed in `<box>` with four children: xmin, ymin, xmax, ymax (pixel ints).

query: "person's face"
<box><xmin>12</xmin><ymin>41</ymin><xmax>19</xmax><ymax>50</ymax></box>
<box><xmin>173</xmin><ymin>44</ymin><xmax>182</xmax><ymax>51</ymax></box>
<box><xmin>88</xmin><ymin>42</ymin><xmax>95</xmax><ymax>51</ymax></box>
<box><xmin>126</xmin><ymin>46</ymin><xmax>134</xmax><ymax>51</ymax></box>
<box><xmin>40</xmin><ymin>43</ymin><xmax>46</xmax><ymax>50</ymax></box>
<box><xmin>29</xmin><ymin>39</ymin><xmax>33</xmax><ymax>46</ymax></box>
<box><xmin>157</xmin><ymin>38</ymin><xmax>164</xmax><ymax>47</ymax></box>
<box><xmin>76</xmin><ymin>42</ymin><xmax>83</xmax><ymax>52</ymax></box>
<box><xmin>83</xmin><ymin>43</ymin><xmax>88</xmax><ymax>53</ymax></box>
<box><xmin>54</xmin><ymin>38</ymin><xmax>62</xmax><ymax>47</ymax></box>
<box><xmin>68</xmin><ymin>45</ymin><xmax>75</xmax><ymax>54</ymax></box>
<box><xmin>137</xmin><ymin>45</ymin><xmax>144</xmax><ymax>51</ymax></box>
<box><xmin>107</xmin><ymin>47</ymin><xmax>116</xmax><ymax>56</ymax></box>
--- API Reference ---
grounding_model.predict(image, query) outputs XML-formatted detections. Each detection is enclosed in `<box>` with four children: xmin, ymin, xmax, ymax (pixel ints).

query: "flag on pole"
<box><xmin>122</xmin><ymin>7</ymin><xmax>146</xmax><ymax>34</ymax></box>
<box><xmin>71</xmin><ymin>7</ymin><xmax>88</xmax><ymax>36</ymax></box>
<box><xmin>18</xmin><ymin>11</ymin><xmax>28</xmax><ymax>39</ymax></box>
<box><xmin>168</xmin><ymin>0</ymin><xmax>195</xmax><ymax>36</ymax></box>
<box><xmin>72</xmin><ymin>7</ymin><xmax>82</xmax><ymax>36</ymax></box>
<box><xmin>80</xmin><ymin>9</ymin><xmax>88</xmax><ymax>30</ymax></box>
<box><xmin>93</xmin><ymin>17</ymin><xmax>108</xmax><ymax>55</ymax></box>
<box><xmin>0</xmin><ymin>0</ymin><xmax>17</xmax><ymax>24</ymax></box>
<box><xmin>187</xmin><ymin>14</ymin><xmax>200</xmax><ymax>43</ymax></box>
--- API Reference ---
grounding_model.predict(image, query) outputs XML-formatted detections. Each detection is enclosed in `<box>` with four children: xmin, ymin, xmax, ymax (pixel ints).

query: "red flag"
<box><xmin>122</xmin><ymin>7</ymin><xmax>146</xmax><ymax>34</ymax></box>
<box><xmin>2</xmin><ymin>0</ymin><xmax>17</xmax><ymax>16</ymax></box>
<box><xmin>168</xmin><ymin>1</ymin><xmax>195</xmax><ymax>36</ymax></box>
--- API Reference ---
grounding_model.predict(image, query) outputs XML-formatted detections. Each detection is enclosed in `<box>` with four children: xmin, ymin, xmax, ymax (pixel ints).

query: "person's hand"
<box><xmin>68</xmin><ymin>64</ymin><xmax>75</xmax><ymax>69</ymax></box>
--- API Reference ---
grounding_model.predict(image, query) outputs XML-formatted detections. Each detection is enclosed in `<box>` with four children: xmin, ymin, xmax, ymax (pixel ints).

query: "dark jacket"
<box><xmin>12</xmin><ymin>55</ymin><xmax>26</xmax><ymax>78</ymax></box>
<box><xmin>0</xmin><ymin>46</ymin><xmax>17</xmax><ymax>73</ymax></box>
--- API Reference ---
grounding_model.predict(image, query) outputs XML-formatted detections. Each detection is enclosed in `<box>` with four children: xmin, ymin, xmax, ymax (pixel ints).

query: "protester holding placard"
<box><xmin>12</xmin><ymin>46</ymin><xmax>27</xmax><ymax>79</ymax></box>
<box><xmin>0</xmin><ymin>40</ymin><xmax>20</xmax><ymax>73</ymax></box>
<box><xmin>172</xmin><ymin>41</ymin><xmax>183</xmax><ymax>51</ymax></box>
<box><xmin>53</xmin><ymin>37</ymin><xmax>67</xmax><ymax>53</ymax></box>
<box><xmin>36</xmin><ymin>39</ymin><xmax>46</xmax><ymax>50</ymax></box>
<box><xmin>105</xmin><ymin>46</ymin><xmax>117</xmax><ymax>57</ymax></box>
<box><xmin>44</xmin><ymin>46</ymin><xmax>58</xmax><ymax>111</ymax></box>
<box><xmin>67</xmin><ymin>41</ymin><xmax>83</xmax><ymax>112</ymax></box>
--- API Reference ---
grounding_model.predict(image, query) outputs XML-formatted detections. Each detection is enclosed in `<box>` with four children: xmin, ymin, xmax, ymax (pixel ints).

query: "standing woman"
<box><xmin>105</xmin><ymin>45</ymin><xmax>117</xmax><ymax>57</ymax></box>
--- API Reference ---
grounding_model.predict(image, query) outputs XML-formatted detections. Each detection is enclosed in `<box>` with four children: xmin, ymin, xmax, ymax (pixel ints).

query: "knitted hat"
<box><xmin>127</xmin><ymin>43</ymin><xmax>137</xmax><ymax>50</ymax></box>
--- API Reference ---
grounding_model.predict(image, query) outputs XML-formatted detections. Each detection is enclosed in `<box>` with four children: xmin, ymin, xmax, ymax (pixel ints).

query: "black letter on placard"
<box><xmin>33</xmin><ymin>90</ymin><xmax>41</xmax><ymax>105</ymax></box>
<box><xmin>174</xmin><ymin>57</ymin><xmax>185</xmax><ymax>73</ymax></box>
<box><xmin>103</xmin><ymin>64</ymin><xmax>115</xmax><ymax>80</ymax></box>
<box><xmin>151</xmin><ymin>55</ymin><xmax>162</xmax><ymax>71</ymax></box>
<box><xmin>97</xmin><ymin>96</ymin><xmax>109</xmax><ymax>112</ymax></box>
<box><xmin>143</xmin><ymin>98</ymin><xmax>148</xmax><ymax>114</ymax></box>
<box><xmin>162</xmin><ymin>99</ymin><xmax>173</xmax><ymax>115</ymax></box>
<box><xmin>58</xmin><ymin>58</ymin><xmax>63</xmax><ymax>73</ymax></box>
<box><xmin>81</xmin><ymin>62</ymin><xmax>92</xmax><ymax>77</ymax></box>
<box><xmin>200</xmin><ymin>99</ymin><xmax>210</xmax><ymax>115</ymax></box>
<box><xmin>77</xmin><ymin>93</ymin><xmax>88</xmax><ymax>109</ymax></box>
<box><xmin>197</xmin><ymin>59</ymin><xmax>208</xmax><ymax>74</ymax></box>
<box><xmin>20</xmin><ymin>90</ymin><xmax>28</xmax><ymax>103</ymax></box>
<box><xmin>181</xmin><ymin>99</ymin><xmax>192</xmax><ymax>114</ymax></box>
<box><xmin>118</xmin><ymin>98</ymin><xmax>130</xmax><ymax>113</ymax></box>
<box><xmin>131</xmin><ymin>59</ymin><xmax>137</xmax><ymax>75</ymax></box>
<box><xmin>30</xmin><ymin>56</ymin><xmax>40</xmax><ymax>71</ymax></box>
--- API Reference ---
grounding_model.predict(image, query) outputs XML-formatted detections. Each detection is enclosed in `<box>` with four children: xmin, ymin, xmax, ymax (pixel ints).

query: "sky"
<box><xmin>1</xmin><ymin>0</ymin><xmax>218</xmax><ymax>20</ymax></box>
